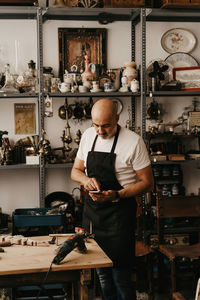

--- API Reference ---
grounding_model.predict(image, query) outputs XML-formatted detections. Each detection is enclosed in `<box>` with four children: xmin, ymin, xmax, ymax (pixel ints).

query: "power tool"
<box><xmin>52</xmin><ymin>233</ymin><xmax>87</xmax><ymax>265</ymax></box>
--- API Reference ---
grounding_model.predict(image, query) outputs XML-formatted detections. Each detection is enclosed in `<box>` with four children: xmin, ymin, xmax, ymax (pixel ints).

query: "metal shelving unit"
<box><xmin>2</xmin><ymin>7</ymin><xmax>200</xmax><ymax>207</ymax></box>
<box><xmin>40</xmin><ymin>6</ymin><xmax>143</xmax><ymax>206</ymax></box>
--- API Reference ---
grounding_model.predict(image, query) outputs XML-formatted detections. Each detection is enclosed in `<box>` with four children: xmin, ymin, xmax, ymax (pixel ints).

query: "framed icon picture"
<box><xmin>58</xmin><ymin>27</ymin><xmax>107</xmax><ymax>80</ymax></box>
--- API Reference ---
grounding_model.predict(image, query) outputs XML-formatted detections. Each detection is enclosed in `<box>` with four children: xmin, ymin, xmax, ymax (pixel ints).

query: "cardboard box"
<box><xmin>26</xmin><ymin>156</ymin><xmax>40</xmax><ymax>165</ymax></box>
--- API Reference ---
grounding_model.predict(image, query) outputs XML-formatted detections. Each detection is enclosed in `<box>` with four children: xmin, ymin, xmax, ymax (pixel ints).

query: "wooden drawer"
<box><xmin>104</xmin><ymin>0</ymin><xmax>145</xmax><ymax>8</ymax></box>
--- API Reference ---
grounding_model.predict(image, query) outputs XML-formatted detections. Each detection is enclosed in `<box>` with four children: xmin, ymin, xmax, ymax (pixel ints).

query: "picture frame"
<box><xmin>14</xmin><ymin>103</ymin><xmax>36</xmax><ymax>135</ymax></box>
<box><xmin>173</xmin><ymin>66</ymin><xmax>200</xmax><ymax>91</ymax></box>
<box><xmin>58</xmin><ymin>28</ymin><xmax>107</xmax><ymax>80</ymax></box>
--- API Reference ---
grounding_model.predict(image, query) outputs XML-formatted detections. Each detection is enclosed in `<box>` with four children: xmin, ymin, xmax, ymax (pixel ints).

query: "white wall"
<box><xmin>0</xmin><ymin>17</ymin><xmax>200</xmax><ymax>215</ymax></box>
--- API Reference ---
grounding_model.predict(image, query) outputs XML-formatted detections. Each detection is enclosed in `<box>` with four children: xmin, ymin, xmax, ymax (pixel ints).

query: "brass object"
<box><xmin>58</xmin><ymin>98</ymin><xmax>73</xmax><ymax>120</ymax></box>
<box><xmin>74</xmin><ymin>129</ymin><xmax>82</xmax><ymax>145</ymax></box>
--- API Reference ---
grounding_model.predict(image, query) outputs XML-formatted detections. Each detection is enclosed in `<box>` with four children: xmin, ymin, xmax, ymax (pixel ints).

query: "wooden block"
<box><xmin>0</xmin><ymin>236</ymin><xmax>6</xmax><ymax>242</ymax></box>
<box><xmin>26</xmin><ymin>239</ymin><xmax>34</xmax><ymax>246</ymax></box>
<box><xmin>4</xmin><ymin>236</ymin><xmax>12</xmax><ymax>242</ymax></box>
<box><xmin>168</xmin><ymin>154</ymin><xmax>185</xmax><ymax>161</ymax></box>
<box><xmin>0</xmin><ymin>241</ymin><xmax>12</xmax><ymax>247</ymax></box>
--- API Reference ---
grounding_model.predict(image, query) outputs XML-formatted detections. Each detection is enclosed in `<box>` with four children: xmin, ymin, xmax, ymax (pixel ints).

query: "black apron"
<box><xmin>83</xmin><ymin>125</ymin><xmax>137</xmax><ymax>267</ymax></box>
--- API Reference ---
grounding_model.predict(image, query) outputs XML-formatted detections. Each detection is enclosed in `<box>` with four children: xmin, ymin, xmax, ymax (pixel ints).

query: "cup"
<box><xmin>104</xmin><ymin>82</ymin><xmax>113</xmax><ymax>92</ymax></box>
<box><xmin>79</xmin><ymin>85</ymin><xmax>88</xmax><ymax>93</ymax></box>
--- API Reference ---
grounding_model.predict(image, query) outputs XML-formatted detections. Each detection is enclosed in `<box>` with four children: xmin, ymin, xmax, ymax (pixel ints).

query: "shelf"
<box><xmin>42</xmin><ymin>7</ymin><xmax>140</xmax><ymax>23</ymax></box>
<box><xmin>155</xmin><ymin>179</ymin><xmax>180</xmax><ymax>184</ymax></box>
<box><xmin>0</xmin><ymin>164</ymin><xmax>39</xmax><ymax>169</ymax></box>
<box><xmin>0</xmin><ymin>92</ymin><xmax>38</xmax><ymax>99</ymax></box>
<box><xmin>151</xmin><ymin>160</ymin><xmax>199</xmax><ymax>165</ymax></box>
<box><xmin>45</xmin><ymin>163</ymin><xmax>73</xmax><ymax>168</ymax></box>
<box><xmin>146</xmin><ymin>8</ymin><xmax>200</xmax><ymax>22</ymax></box>
<box><xmin>147</xmin><ymin>91</ymin><xmax>200</xmax><ymax>97</ymax></box>
<box><xmin>0</xmin><ymin>6</ymin><xmax>38</xmax><ymax>19</ymax></box>
<box><xmin>49</xmin><ymin>91</ymin><xmax>138</xmax><ymax>98</ymax></box>
<box><xmin>147</xmin><ymin>133</ymin><xmax>199</xmax><ymax>139</ymax></box>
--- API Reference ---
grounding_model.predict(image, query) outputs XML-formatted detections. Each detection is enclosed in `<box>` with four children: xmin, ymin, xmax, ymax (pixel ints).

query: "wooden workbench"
<box><xmin>0</xmin><ymin>235</ymin><xmax>113</xmax><ymax>300</ymax></box>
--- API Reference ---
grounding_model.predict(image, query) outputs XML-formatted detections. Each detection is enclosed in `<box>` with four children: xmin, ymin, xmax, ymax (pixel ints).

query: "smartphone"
<box><xmin>90</xmin><ymin>190</ymin><xmax>101</xmax><ymax>194</ymax></box>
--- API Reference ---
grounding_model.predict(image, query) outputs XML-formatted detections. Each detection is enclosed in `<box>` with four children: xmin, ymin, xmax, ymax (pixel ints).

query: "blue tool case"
<box><xmin>12</xmin><ymin>208</ymin><xmax>66</xmax><ymax>236</ymax></box>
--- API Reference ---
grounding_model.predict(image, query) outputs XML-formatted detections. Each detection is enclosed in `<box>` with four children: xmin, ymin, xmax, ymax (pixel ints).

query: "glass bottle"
<box><xmin>0</xmin><ymin>63</ymin><xmax>18</xmax><ymax>93</ymax></box>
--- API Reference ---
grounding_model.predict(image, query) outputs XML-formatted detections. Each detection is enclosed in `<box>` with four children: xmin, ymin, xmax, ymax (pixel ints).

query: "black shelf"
<box><xmin>45</xmin><ymin>163</ymin><xmax>73</xmax><ymax>168</ymax></box>
<box><xmin>146</xmin><ymin>8</ymin><xmax>200</xmax><ymax>22</ymax></box>
<box><xmin>42</xmin><ymin>7</ymin><xmax>140</xmax><ymax>23</ymax></box>
<box><xmin>0</xmin><ymin>164</ymin><xmax>39</xmax><ymax>169</ymax></box>
<box><xmin>0</xmin><ymin>92</ymin><xmax>38</xmax><ymax>99</ymax></box>
<box><xmin>0</xmin><ymin>6</ymin><xmax>38</xmax><ymax>19</ymax></box>
<box><xmin>48</xmin><ymin>91</ymin><xmax>138</xmax><ymax>97</ymax></box>
<box><xmin>151</xmin><ymin>160</ymin><xmax>200</xmax><ymax>165</ymax></box>
<box><xmin>151</xmin><ymin>160</ymin><xmax>185</xmax><ymax>165</ymax></box>
<box><xmin>147</xmin><ymin>91</ymin><xmax>200</xmax><ymax>97</ymax></box>
<box><xmin>147</xmin><ymin>133</ymin><xmax>199</xmax><ymax>139</ymax></box>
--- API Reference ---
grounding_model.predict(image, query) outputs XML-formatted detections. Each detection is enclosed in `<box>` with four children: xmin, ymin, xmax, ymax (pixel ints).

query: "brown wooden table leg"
<box><xmin>80</xmin><ymin>269</ymin><xmax>91</xmax><ymax>300</ymax></box>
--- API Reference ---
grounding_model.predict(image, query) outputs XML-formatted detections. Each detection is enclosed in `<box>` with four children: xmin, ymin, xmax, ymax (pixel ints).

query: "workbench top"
<box><xmin>0</xmin><ymin>235</ymin><xmax>113</xmax><ymax>276</ymax></box>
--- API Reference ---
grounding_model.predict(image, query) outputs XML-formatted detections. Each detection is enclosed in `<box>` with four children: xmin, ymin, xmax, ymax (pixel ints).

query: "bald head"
<box><xmin>91</xmin><ymin>99</ymin><xmax>119</xmax><ymax>139</ymax></box>
<box><xmin>92</xmin><ymin>99</ymin><xmax>118</xmax><ymax>119</ymax></box>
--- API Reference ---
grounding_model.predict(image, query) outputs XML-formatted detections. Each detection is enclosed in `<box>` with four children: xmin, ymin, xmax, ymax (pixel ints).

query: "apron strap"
<box><xmin>91</xmin><ymin>124</ymin><xmax>121</xmax><ymax>153</ymax></box>
<box><xmin>111</xmin><ymin>124</ymin><xmax>120</xmax><ymax>153</ymax></box>
<box><xmin>91</xmin><ymin>134</ymin><xmax>98</xmax><ymax>152</ymax></box>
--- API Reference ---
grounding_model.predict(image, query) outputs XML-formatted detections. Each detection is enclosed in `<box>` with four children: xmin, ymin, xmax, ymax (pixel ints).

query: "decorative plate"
<box><xmin>165</xmin><ymin>52</ymin><xmax>199</xmax><ymax>69</ymax></box>
<box><xmin>161</xmin><ymin>28</ymin><xmax>197</xmax><ymax>54</ymax></box>
<box><xmin>112</xmin><ymin>98</ymin><xmax>123</xmax><ymax>114</ymax></box>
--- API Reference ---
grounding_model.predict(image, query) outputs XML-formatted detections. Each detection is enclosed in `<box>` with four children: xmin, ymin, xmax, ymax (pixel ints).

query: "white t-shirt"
<box><xmin>76</xmin><ymin>126</ymin><xmax>151</xmax><ymax>188</ymax></box>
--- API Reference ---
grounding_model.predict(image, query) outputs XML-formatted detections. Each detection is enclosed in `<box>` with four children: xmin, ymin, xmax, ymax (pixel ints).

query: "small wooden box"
<box><xmin>104</xmin><ymin>0</ymin><xmax>145</xmax><ymax>8</ymax></box>
<box><xmin>168</xmin><ymin>154</ymin><xmax>185</xmax><ymax>161</ymax></box>
<box><xmin>161</xmin><ymin>0</ymin><xmax>200</xmax><ymax>8</ymax></box>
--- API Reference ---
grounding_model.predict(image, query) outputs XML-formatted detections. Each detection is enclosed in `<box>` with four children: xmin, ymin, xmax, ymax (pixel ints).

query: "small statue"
<box><xmin>119</xmin><ymin>76</ymin><xmax>129</xmax><ymax>92</ymax></box>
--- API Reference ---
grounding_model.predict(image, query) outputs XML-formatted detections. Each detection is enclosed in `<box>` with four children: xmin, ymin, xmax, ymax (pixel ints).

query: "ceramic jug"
<box><xmin>122</xmin><ymin>61</ymin><xmax>138</xmax><ymax>87</ymax></box>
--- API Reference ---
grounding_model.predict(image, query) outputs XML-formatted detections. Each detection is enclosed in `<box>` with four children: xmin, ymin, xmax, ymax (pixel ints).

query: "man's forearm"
<box><xmin>118</xmin><ymin>180</ymin><xmax>153</xmax><ymax>199</ymax></box>
<box><xmin>71</xmin><ymin>167</ymin><xmax>88</xmax><ymax>186</ymax></box>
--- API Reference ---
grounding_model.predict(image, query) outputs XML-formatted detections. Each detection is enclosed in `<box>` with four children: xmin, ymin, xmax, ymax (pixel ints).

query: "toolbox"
<box><xmin>12</xmin><ymin>208</ymin><xmax>66</xmax><ymax>236</ymax></box>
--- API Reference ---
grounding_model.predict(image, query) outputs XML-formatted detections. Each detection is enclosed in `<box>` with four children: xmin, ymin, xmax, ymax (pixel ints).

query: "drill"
<box><xmin>52</xmin><ymin>233</ymin><xmax>87</xmax><ymax>265</ymax></box>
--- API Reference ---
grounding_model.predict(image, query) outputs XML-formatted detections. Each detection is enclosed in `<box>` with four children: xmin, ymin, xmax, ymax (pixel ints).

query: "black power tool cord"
<box><xmin>35</xmin><ymin>261</ymin><xmax>54</xmax><ymax>300</ymax></box>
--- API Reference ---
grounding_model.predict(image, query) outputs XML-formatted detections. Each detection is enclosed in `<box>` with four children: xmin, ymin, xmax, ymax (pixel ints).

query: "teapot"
<box><xmin>64</xmin><ymin>66</ymin><xmax>81</xmax><ymax>85</ymax></box>
<box><xmin>58</xmin><ymin>82</ymin><xmax>70</xmax><ymax>93</ymax></box>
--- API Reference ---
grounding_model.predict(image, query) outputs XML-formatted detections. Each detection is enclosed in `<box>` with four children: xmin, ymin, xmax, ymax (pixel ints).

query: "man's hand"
<box><xmin>89</xmin><ymin>190</ymin><xmax>117</xmax><ymax>202</ymax></box>
<box><xmin>84</xmin><ymin>177</ymin><xmax>101</xmax><ymax>192</ymax></box>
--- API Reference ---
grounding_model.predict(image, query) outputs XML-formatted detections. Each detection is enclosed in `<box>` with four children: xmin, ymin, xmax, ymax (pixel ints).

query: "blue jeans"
<box><xmin>96</xmin><ymin>267</ymin><xmax>136</xmax><ymax>300</ymax></box>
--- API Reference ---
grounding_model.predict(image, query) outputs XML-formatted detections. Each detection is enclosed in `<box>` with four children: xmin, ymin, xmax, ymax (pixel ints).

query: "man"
<box><xmin>71</xmin><ymin>98</ymin><xmax>154</xmax><ymax>300</ymax></box>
